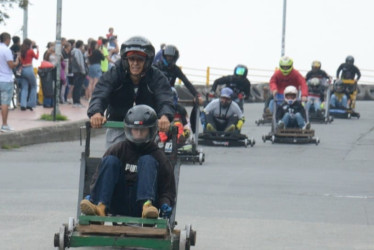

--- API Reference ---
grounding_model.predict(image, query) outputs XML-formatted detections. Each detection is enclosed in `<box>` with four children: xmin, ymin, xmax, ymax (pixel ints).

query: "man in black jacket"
<box><xmin>336</xmin><ymin>55</ymin><xmax>361</xmax><ymax>82</ymax></box>
<box><xmin>88</xmin><ymin>36</ymin><xmax>175</xmax><ymax>148</ymax></box>
<box><xmin>210</xmin><ymin>64</ymin><xmax>251</xmax><ymax>111</ymax></box>
<box><xmin>153</xmin><ymin>44</ymin><xmax>203</xmax><ymax>105</ymax></box>
<box><xmin>81</xmin><ymin>105</ymin><xmax>176</xmax><ymax>219</ymax></box>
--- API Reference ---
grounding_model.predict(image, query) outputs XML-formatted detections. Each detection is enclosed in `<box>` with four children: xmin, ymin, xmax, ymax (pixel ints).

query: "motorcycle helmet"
<box><xmin>120</xmin><ymin>36</ymin><xmax>155</xmax><ymax>73</ymax></box>
<box><xmin>345</xmin><ymin>55</ymin><xmax>354</xmax><ymax>65</ymax></box>
<box><xmin>124</xmin><ymin>105</ymin><xmax>158</xmax><ymax>146</ymax></box>
<box><xmin>307</xmin><ymin>77</ymin><xmax>321</xmax><ymax>93</ymax></box>
<box><xmin>284</xmin><ymin>85</ymin><xmax>298</xmax><ymax>104</ymax></box>
<box><xmin>279</xmin><ymin>56</ymin><xmax>293</xmax><ymax>76</ymax></box>
<box><xmin>162</xmin><ymin>44</ymin><xmax>179</xmax><ymax>67</ymax></box>
<box><xmin>311</xmin><ymin>60</ymin><xmax>321</xmax><ymax>71</ymax></box>
<box><xmin>234</xmin><ymin>64</ymin><xmax>248</xmax><ymax>78</ymax></box>
<box><xmin>333</xmin><ymin>79</ymin><xmax>345</xmax><ymax>93</ymax></box>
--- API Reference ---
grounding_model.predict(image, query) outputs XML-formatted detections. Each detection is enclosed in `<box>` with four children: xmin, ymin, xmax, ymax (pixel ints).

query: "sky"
<box><xmin>1</xmin><ymin>0</ymin><xmax>373</xmax><ymax>84</ymax></box>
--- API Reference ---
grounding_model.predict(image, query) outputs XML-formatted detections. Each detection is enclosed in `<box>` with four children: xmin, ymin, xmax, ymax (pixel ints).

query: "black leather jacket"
<box><xmin>88</xmin><ymin>60</ymin><xmax>175</xmax><ymax>122</ymax></box>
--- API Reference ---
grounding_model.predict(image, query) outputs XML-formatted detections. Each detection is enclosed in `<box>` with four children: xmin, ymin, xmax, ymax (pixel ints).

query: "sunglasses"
<box><xmin>127</xmin><ymin>56</ymin><xmax>146</xmax><ymax>63</ymax></box>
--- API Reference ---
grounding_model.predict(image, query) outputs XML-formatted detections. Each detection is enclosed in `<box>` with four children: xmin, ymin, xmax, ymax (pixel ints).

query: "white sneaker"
<box><xmin>73</xmin><ymin>103</ymin><xmax>85</xmax><ymax>108</ymax></box>
<box><xmin>1</xmin><ymin>125</ymin><xmax>14</xmax><ymax>132</ymax></box>
<box><xmin>302</xmin><ymin>122</ymin><xmax>311</xmax><ymax>130</ymax></box>
<box><xmin>277</xmin><ymin>121</ymin><xmax>285</xmax><ymax>129</ymax></box>
<box><xmin>67</xmin><ymin>98</ymin><xmax>73</xmax><ymax>104</ymax></box>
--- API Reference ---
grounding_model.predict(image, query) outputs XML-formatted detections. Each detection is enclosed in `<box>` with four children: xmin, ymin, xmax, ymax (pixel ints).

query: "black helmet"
<box><xmin>162</xmin><ymin>44</ymin><xmax>179</xmax><ymax>66</ymax></box>
<box><xmin>345</xmin><ymin>55</ymin><xmax>354</xmax><ymax>65</ymax></box>
<box><xmin>234</xmin><ymin>64</ymin><xmax>248</xmax><ymax>78</ymax></box>
<box><xmin>124</xmin><ymin>105</ymin><xmax>158</xmax><ymax>146</ymax></box>
<box><xmin>333</xmin><ymin>79</ymin><xmax>344</xmax><ymax>93</ymax></box>
<box><xmin>120</xmin><ymin>36</ymin><xmax>155</xmax><ymax>72</ymax></box>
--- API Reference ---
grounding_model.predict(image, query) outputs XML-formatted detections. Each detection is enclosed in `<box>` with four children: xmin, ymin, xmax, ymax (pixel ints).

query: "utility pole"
<box><xmin>22</xmin><ymin>1</ymin><xmax>28</xmax><ymax>40</ymax></box>
<box><xmin>281</xmin><ymin>0</ymin><xmax>287</xmax><ymax>57</ymax></box>
<box><xmin>53</xmin><ymin>0</ymin><xmax>62</xmax><ymax>120</ymax></box>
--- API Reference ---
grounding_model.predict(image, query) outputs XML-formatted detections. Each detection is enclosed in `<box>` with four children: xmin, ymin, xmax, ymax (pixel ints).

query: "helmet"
<box><xmin>234</xmin><ymin>64</ymin><xmax>248</xmax><ymax>78</ymax></box>
<box><xmin>311</xmin><ymin>60</ymin><xmax>321</xmax><ymax>70</ymax></box>
<box><xmin>345</xmin><ymin>55</ymin><xmax>354</xmax><ymax>65</ymax></box>
<box><xmin>120</xmin><ymin>36</ymin><xmax>155</xmax><ymax>73</ymax></box>
<box><xmin>284</xmin><ymin>85</ymin><xmax>298</xmax><ymax>104</ymax></box>
<box><xmin>124</xmin><ymin>105</ymin><xmax>158</xmax><ymax>146</ymax></box>
<box><xmin>333</xmin><ymin>79</ymin><xmax>345</xmax><ymax>93</ymax></box>
<box><xmin>279</xmin><ymin>56</ymin><xmax>293</xmax><ymax>75</ymax></box>
<box><xmin>307</xmin><ymin>77</ymin><xmax>321</xmax><ymax>93</ymax></box>
<box><xmin>162</xmin><ymin>44</ymin><xmax>179</xmax><ymax>66</ymax></box>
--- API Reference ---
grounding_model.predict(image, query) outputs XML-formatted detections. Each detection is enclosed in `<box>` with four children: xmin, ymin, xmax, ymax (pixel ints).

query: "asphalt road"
<box><xmin>1</xmin><ymin>102</ymin><xmax>373</xmax><ymax>250</ymax></box>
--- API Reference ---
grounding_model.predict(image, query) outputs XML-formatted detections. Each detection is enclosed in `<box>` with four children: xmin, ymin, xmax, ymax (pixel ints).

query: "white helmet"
<box><xmin>284</xmin><ymin>85</ymin><xmax>298</xmax><ymax>104</ymax></box>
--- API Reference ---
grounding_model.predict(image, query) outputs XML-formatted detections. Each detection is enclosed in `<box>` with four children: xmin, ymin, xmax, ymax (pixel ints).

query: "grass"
<box><xmin>40</xmin><ymin>114</ymin><xmax>68</xmax><ymax>121</ymax></box>
<box><xmin>2</xmin><ymin>144</ymin><xmax>20</xmax><ymax>149</ymax></box>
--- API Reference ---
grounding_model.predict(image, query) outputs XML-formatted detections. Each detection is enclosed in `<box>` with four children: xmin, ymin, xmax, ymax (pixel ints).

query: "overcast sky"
<box><xmin>1</xmin><ymin>0</ymin><xmax>373</xmax><ymax>84</ymax></box>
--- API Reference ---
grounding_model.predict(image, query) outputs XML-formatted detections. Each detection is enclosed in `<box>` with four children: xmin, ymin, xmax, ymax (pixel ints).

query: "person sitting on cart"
<box><xmin>153</xmin><ymin>44</ymin><xmax>203</xmax><ymax>105</ymax></box>
<box><xmin>209</xmin><ymin>64</ymin><xmax>251</xmax><ymax>111</ymax></box>
<box><xmin>80</xmin><ymin>105</ymin><xmax>176</xmax><ymax>219</ymax></box>
<box><xmin>268</xmin><ymin>56</ymin><xmax>308</xmax><ymax>113</ymax></box>
<box><xmin>330</xmin><ymin>79</ymin><xmax>349</xmax><ymax>109</ymax></box>
<box><xmin>202</xmin><ymin>87</ymin><xmax>245</xmax><ymax>133</ymax></box>
<box><xmin>159</xmin><ymin>87</ymin><xmax>191</xmax><ymax>147</ymax></box>
<box><xmin>276</xmin><ymin>86</ymin><xmax>310</xmax><ymax>130</ymax></box>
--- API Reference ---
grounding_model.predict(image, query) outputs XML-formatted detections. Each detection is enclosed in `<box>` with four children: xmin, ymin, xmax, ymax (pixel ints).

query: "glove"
<box><xmin>183</xmin><ymin>129</ymin><xmax>191</xmax><ymax>138</ymax></box>
<box><xmin>236</xmin><ymin>118</ymin><xmax>244</xmax><ymax>130</ymax></box>
<box><xmin>160</xmin><ymin>203</ymin><xmax>172</xmax><ymax>218</ymax></box>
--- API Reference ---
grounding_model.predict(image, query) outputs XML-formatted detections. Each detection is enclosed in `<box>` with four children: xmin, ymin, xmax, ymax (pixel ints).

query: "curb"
<box><xmin>0</xmin><ymin>119</ymin><xmax>104</xmax><ymax>149</ymax></box>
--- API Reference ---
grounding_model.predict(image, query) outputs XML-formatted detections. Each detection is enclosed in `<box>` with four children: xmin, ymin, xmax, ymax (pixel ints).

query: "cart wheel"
<box><xmin>262</xmin><ymin>135</ymin><xmax>266</xmax><ymax>143</ymax></box>
<box><xmin>329</xmin><ymin>116</ymin><xmax>334</xmax><ymax>123</ymax></box>
<box><xmin>271</xmin><ymin>135</ymin><xmax>275</xmax><ymax>144</ymax></box>
<box><xmin>315</xmin><ymin>137</ymin><xmax>320</xmax><ymax>145</ymax></box>
<box><xmin>251</xmin><ymin>138</ymin><xmax>255</xmax><ymax>147</ymax></box>
<box><xmin>199</xmin><ymin>152</ymin><xmax>204</xmax><ymax>165</ymax></box>
<box><xmin>357</xmin><ymin>113</ymin><xmax>360</xmax><ymax>119</ymax></box>
<box><xmin>58</xmin><ymin>225</ymin><xmax>66</xmax><ymax>250</ymax></box>
<box><xmin>68</xmin><ymin>217</ymin><xmax>75</xmax><ymax>232</ymax></box>
<box><xmin>244</xmin><ymin>138</ymin><xmax>248</xmax><ymax>148</ymax></box>
<box><xmin>347</xmin><ymin>113</ymin><xmax>351</xmax><ymax>119</ymax></box>
<box><xmin>255</xmin><ymin>120</ymin><xmax>259</xmax><ymax>126</ymax></box>
<box><xmin>179</xmin><ymin>229</ymin><xmax>189</xmax><ymax>250</ymax></box>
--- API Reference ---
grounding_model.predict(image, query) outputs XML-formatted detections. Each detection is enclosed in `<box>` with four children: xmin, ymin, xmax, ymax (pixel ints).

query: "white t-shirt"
<box><xmin>0</xmin><ymin>42</ymin><xmax>14</xmax><ymax>82</ymax></box>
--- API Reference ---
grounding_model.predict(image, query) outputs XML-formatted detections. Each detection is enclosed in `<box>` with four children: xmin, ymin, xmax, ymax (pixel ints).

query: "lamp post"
<box><xmin>53</xmin><ymin>0</ymin><xmax>62</xmax><ymax>120</ymax></box>
<box><xmin>281</xmin><ymin>0</ymin><xmax>287</xmax><ymax>57</ymax></box>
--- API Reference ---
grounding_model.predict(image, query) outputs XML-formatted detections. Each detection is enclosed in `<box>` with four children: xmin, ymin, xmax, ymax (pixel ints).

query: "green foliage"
<box><xmin>0</xmin><ymin>0</ymin><xmax>28</xmax><ymax>24</ymax></box>
<box><xmin>40</xmin><ymin>113</ymin><xmax>68</xmax><ymax>121</ymax></box>
<box><xmin>1</xmin><ymin>144</ymin><xmax>20</xmax><ymax>149</ymax></box>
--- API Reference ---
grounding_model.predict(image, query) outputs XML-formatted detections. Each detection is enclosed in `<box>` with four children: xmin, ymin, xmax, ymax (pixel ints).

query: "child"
<box><xmin>276</xmin><ymin>85</ymin><xmax>310</xmax><ymax>130</ymax></box>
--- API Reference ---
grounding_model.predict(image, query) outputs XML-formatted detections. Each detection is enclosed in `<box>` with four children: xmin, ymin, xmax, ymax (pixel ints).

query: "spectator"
<box><xmin>19</xmin><ymin>38</ymin><xmax>39</xmax><ymax>111</ymax></box>
<box><xmin>70</xmin><ymin>40</ymin><xmax>86</xmax><ymax>107</ymax></box>
<box><xmin>87</xmin><ymin>40</ymin><xmax>104</xmax><ymax>101</ymax></box>
<box><xmin>100</xmin><ymin>38</ymin><xmax>110</xmax><ymax>73</ymax></box>
<box><xmin>0</xmin><ymin>32</ymin><xmax>20</xmax><ymax>132</ymax></box>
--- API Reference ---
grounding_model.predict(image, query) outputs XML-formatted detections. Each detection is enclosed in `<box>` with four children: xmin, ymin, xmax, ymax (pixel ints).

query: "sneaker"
<box><xmin>224</xmin><ymin>124</ymin><xmax>236</xmax><ymax>132</ymax></box>
<box><xmin>1</xmin><ymin>125</ymin><xmax>14</xmax><ymax>132</ymax></box>
<box><xmin>67</xmin><ymin>98</ymin><xmax>73</xmax><ymax>104</ymax></box>
<box><xmin>206</xmin><ymin>123</ymin><xmax>216</xmax><ymax>132</ymax></box>
<box><xmin>277</xmin><ymin>121</ymin><xmax>285</xmax><ymax>129</ymax></box>
<box><xmin>142</xmin><ymin>200</ymin><xmax>159</xmax><ymax>219</ymax></box>
<box><xmin>80</xmin><ymin>199</ymin><xmax>106</xmax><ymax>216</ymax></box>
<box><xmin>302</xmin><ymin>122</ymin><xmax>311</xmax><ymax>130</ymax></box>
<box><xmin>73</xmin><ymin>103</ymin><xmax>85</xmax><ymax>108</ymax></box>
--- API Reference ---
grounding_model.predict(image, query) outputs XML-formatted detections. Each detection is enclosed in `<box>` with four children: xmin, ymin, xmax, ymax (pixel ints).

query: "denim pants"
<box><xmin>281</xmin><ymin>112</ymin><xmax>305</xmax><ymax>128</ymax></box>
<box><xmin>269</xmin><ymin>93</ymin><xmax>284</xmax><ymax>113</ymax></box>
<box><xmin>90</xmin><ymin>154</ymin><xmax>159</xmax><ymax>217</ymax></box>
<box><xmin>306</xmin><ymin>96</ymin><xmax>321</xmax><ymax>112</ymax></box>
<box><xmin>330</xmin><ymin>94</ymin><xmax>348</xmax><ymax>108</ymax></box>
<box><xmin>20</xmin><ymin>66</ymin><xmax>37</xmax><ymax>108</ymax></box>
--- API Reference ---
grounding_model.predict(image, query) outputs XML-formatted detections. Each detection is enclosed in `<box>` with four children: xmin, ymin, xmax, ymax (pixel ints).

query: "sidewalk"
<box><xmin>0</xmin><ymin>99</ymin><xmax>94</xmax><ymax>149</ymax></box>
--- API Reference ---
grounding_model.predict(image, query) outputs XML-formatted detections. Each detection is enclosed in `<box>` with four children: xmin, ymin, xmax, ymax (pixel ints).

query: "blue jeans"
<box><xmin>269</xmin><ymin>93</ymin><xmax>284</xmax><ymax>113</ymax></box>
<box><xmin>281</xmin><ymin>112</ymin><xmax>305</xmax><ymax>128</ymax></box>
<box><xmin>330</xmin><ymin>94</ymin><xmax>348</xmax><ymax>108</ymax></box>
<box><xmin>20</xmin><ymin>66</ymin><xmax>37</xmax><ymax>108</ymax></box>
<box><xmin>90</xmin><ymin>154</ymin><xmax>159</xmax><ymax>216</ymax></box>
<box><xmin>306</xmin><ymin>96</ymin><xmax>321</xmax><ymax>112</ymax></box>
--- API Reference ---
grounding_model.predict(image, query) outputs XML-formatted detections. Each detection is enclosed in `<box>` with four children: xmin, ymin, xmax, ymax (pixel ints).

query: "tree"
<box><xmin>0</xmin><ymin>0</ymin><xmax>28</xmax><ymax>24</ymax></box>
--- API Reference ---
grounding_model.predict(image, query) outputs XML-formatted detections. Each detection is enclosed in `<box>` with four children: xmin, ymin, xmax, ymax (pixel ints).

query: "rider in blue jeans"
<box><xmin>80</xmin><ymin>105</ymin><xmax>176</xmax><ymax>219</ymax></box>
<box><xmin>276</xmin><ymin>86</ymin><xmax>310</xmax><ymax>130</ymax></box>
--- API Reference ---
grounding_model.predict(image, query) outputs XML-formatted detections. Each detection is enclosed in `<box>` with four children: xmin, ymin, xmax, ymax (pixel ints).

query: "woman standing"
<box><xmin>87</xmin><ymin>40</ymin><xmax>104</xmax><ymax>101</ymax></box>
<box><xmin>19</xmin><ymin>38</ymin><xmax>39</xmax><ymax>111</ymax></box>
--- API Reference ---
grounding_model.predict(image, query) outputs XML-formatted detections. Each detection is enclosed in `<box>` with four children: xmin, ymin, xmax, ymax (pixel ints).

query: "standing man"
<box><xmin>88</xmin><ymin>36</ymin><xmax>174</xmax><ymax>148</ymax></box>
<box><xmin>0</xmin><ymin>32</ymin><xmax>20</xmax><ymax>132</ymax></box>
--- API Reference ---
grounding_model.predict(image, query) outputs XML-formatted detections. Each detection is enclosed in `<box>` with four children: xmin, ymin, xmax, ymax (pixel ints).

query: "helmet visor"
<box><xmin>235</xmin><ymin>66</ymin><xmax>246</xmax><ymax>76</ymax></box>
<box><xmin>125</xmin><ymin>126</ymin><xmax>154</xmax><ymax>145</ymax></box>
<box><xmin>280</xmin><ymin>65</ymin><xmax>292</xmax><ymax>71</ymax></box>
